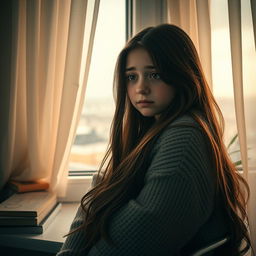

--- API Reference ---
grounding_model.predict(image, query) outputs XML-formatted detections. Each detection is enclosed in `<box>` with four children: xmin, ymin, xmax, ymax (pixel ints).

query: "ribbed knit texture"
<box><xmin>56</xmin><ymin>115</ymin><xmax>228</xmax><ymax>256</ymax></box>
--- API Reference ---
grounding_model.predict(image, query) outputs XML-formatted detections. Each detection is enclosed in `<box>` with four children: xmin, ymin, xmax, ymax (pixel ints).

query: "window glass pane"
<box><xmin>241</xmin><ymin>0</ymin><xmax>256</xmax><ymax>168</ymax></box>
<box><xmin>69</xmin><ymin>0</ymin><xmax>126</xmax><ymax>172</ymax></box>
<box><xmin>211</xmin><ymin>0</ymin><xmax>239</xmax><ymax>164</ymax></box>
<box><xmin>211</xmin><ymin>0</ymin><xmax>256</xmax><ymax>168</ymax></box>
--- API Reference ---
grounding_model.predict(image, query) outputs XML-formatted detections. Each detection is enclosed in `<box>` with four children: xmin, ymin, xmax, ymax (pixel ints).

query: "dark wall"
<box><xmin>0</xmin><ymin>1</ymin><xmax>12</xmax><ymax>189</ymax></box>
<box><xmin>0</xmin><ymin>1</ymin><xmax>12</xmax><ymax>137</ymax></box>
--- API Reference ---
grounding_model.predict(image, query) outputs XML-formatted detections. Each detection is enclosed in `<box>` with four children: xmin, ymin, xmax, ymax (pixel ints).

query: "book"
<box><xmin>0</xmin><ymin>191</ymin><xmax>57</xmax><ymax>218</ymax></box>
<box><xmin>0</xmin><ymin>216</ymin><xmax>41</xmax><ymax>226</ymax></box>
<box><xmin>0</xmin><ymin>191</ymin><xmax>57</xmax><ymax>226</ymax></box>
<box><xmin>8</xmin><ymin>180</ymin><xmax>49</xmax><ymax>193</ymax></box>
<box><xmin>0</xmin><ymin>203</ymin><xmax>62</xmax><ymax>234</ymax></box>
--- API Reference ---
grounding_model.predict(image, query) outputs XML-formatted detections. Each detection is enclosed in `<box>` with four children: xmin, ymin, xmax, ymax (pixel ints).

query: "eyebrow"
<box><xmin>125</xmin><ymin>65</ymin><xmax>155</xmax><ymax>71</ymax></box>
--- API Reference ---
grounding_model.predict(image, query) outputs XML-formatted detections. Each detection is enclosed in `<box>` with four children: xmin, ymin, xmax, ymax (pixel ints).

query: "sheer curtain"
<box><xmin>0</xmin><ymin>0</ymin><xmax>100</xmax><ymax>196</ymax></box>
<box><xmin>228</xmin><ymin>0</ymin><xmax>256</xmax><ymax>252</ymax></box>
<box><xmin>168</xmin><ymin>0</ymin><xmax>256</xmax><ymax>253</ymax></box>
<box><xmin>167</xmin><ymin>0</ymin><xmax>212</xmax><ymax>88</ymax></box>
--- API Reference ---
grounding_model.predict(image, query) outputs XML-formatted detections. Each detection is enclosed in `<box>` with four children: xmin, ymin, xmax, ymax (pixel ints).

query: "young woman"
<box><xmin>57</xmin><ymin>24</ymin><xmax>251</xmax><ymax>255</ymax></box>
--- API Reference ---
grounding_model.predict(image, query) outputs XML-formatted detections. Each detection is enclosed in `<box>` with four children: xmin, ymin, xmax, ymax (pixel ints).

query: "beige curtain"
<box><xmin>167</xmin><ymin>0</ymin><xmax>212</xmax><ymax>88</ymax></box>
<box><xmin>227</xmin><ymin>0</ymin><xmax>248</xmax><ymax>180</ymax></box>
<box><xmin>252</xmin><ymin>0</ymin><xmax>256</xmax><ymax>51</ymax></box>
<box><xmin>0</xmin><ymin>0</ymin><xmax>100</xmax><ymax>196</ymax></box>
<box><xmin>228</xmin><ymin>0</ymin><xmax>256</xmax><ymax>253</ymax></box>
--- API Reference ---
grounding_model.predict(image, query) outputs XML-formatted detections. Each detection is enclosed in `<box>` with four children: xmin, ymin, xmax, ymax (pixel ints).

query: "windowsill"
<box><xmin>0</xmin><ymin>202</ymin><xmax>79</xmax><ymax>254</ymax></box>
<box><xmin>60</xmin><ymin>176</ymin><xmax>92</xmax><ymax>202</ymax></box>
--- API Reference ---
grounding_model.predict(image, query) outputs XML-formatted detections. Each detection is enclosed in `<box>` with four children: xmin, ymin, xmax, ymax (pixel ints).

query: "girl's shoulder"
<box><xmin>159</xmin><ymin>114</ymin><xmax>202</xmax><ymax>141</ymax></box>
<box><xmin>150</xmin><ymin>115</ymin><xmax>204</xmax><ymax>157</ymax></box>
<box><xmin>148</xmin><ymin>114</ymin><xmax>214</xmax><ymax>179</ymax></box>
<box><xmin>168</xmin><ymin>114</ymin><xmax>200</xmax><ymax>128</ymax></box>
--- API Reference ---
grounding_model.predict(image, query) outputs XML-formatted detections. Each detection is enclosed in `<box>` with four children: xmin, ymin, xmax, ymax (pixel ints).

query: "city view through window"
<box><xmin>69</xmin><ymin>0</ymin><xmax>125</xmax><ymax>172</ymax></box>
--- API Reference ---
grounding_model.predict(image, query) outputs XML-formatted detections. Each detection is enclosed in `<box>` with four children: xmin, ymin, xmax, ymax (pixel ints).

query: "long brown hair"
<box><xmin>74</xmin><ymin>24</ymin><xmax>251</xmax><ymax>254</ymax></box>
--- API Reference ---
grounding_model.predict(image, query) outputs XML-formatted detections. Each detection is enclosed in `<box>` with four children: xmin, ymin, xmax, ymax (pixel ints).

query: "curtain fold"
<box><xmin>167</xmin><ymin>0</ymin><xmax>212</xmax><ymax>88</ymax></box>
<box><xmin>251</xmin><ymin>0</ymin><xmax>256</xmax><ymax>51</ymax></box>
<box><xmin>195</xmin><ymin>0</ymin><xmax>212</xmax><ymax>89</ymax></box>
<box><xmin>52</xmin><ymin>0</ymin><xmax>101</xmax><ymax>195</ymax></box>
<box><xmin>227</xmin><ymin>0</ymin><xmax>248</xmax><ymax>181</ymax></box>
<box><xmin>0</xmin><ymin>0</ymin><xmax>100</xmax><ymax>196</ymax></box>
<box><xmin>227</xmin><ymin>0</ymin><xmax>255</xmax><ymax>253</ymax></box>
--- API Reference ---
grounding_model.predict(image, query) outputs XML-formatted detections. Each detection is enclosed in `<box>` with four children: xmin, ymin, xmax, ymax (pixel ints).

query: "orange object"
<box><xmin>9</xmin><ymin>180</ymin><xmax>49</xmax><ymax>193</ymax></box>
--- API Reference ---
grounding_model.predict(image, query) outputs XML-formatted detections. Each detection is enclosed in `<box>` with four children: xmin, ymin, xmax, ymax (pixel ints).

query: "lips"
<box><xmin>137</xmin><ymin>100</ymin><xmax>154</xmax><ymax>104</ymax></box>
<box><xmin>136</xmin><ymin>100</ymin><xmax>154</xmax><ymax>107</ymax></box>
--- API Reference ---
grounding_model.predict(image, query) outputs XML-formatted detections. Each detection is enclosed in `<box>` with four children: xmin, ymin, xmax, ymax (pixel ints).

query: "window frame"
<box><xmin>62</xmin><ymin>0</ymin><xmax>137</xmax><ymax>202</ymax></box>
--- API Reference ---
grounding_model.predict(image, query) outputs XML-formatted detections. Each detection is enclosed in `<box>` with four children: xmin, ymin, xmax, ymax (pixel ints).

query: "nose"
<box><xmin>135</xmin><ymin>77</ymin><xmax>150</xmax><ymax>94</ymax></box>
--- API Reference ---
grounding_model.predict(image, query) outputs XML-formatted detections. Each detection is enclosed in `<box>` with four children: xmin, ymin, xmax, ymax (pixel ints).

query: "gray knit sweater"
<box><xmin>56</xmin><ymin>115</ymin><xmax>228</xmax><ymax>256</ymax></box>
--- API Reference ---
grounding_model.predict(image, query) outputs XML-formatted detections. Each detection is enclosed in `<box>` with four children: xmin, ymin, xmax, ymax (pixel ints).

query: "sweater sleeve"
<box><xmin>86</xmin><ymin>125</ymin><xmax>216</xmax><ymax>256</ymax></box>
<box><xmin>56</xmin><ymin>206</ymin><xmax>89</xmax><ymax>256</ymax></box>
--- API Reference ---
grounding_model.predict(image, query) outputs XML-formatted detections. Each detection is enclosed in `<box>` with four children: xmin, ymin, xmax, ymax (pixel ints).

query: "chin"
<box><xmin>140</xmin><ymin>113</ymin><xmax>155</xmax><ymax>118</ymax></box>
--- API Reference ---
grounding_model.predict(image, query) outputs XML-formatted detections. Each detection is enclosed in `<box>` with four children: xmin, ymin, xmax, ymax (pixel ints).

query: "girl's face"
<box><xmin>126</xmin><ymin>47</ymin><xmax>175</xmax><ymax>119</ymax></box>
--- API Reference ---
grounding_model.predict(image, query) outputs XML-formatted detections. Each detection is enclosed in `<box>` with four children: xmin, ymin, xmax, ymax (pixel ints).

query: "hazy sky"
<box><xmin>85</xmin><ymin>0</ymin><xmax>125</xmax><ymax>99</ymax></box>
<box><xmin>211</xmin><ymin>0</ymin><xmax>256</xmax><ymax>98</ymax></box>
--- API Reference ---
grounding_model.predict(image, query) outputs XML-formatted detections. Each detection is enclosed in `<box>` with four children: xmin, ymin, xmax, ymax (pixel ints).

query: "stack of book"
<box><xmin>0</xmin><ymin>191</ymin><xmax>61</xmax><ymax>234</ymax></box>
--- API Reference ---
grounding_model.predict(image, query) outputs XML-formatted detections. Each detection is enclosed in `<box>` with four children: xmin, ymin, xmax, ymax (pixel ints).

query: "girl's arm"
<box><xmin>56</xmin><ymin>206</ymin><xmax>89</xmax><ymax>256</ymax></box>
<box><xmin>56</xmin><ymin>173</ymin><xmax>104</xmax><ymax>255</ymax></box>
<box><xmin>86</xmin><ymin>124</ymin><xmax>216</xmax><ymax>256</ymax></box>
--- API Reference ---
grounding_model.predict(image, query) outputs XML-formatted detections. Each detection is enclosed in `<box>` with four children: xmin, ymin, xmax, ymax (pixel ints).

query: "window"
<box><xmin>211</xmin><ymin>0</ymin><xmax>256</xmax><ymax>169</ymax></box>
<box><xmin>68</xmin><ymin>0</ymin><xmax>126</xmax><ymax>175</ymax></box>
